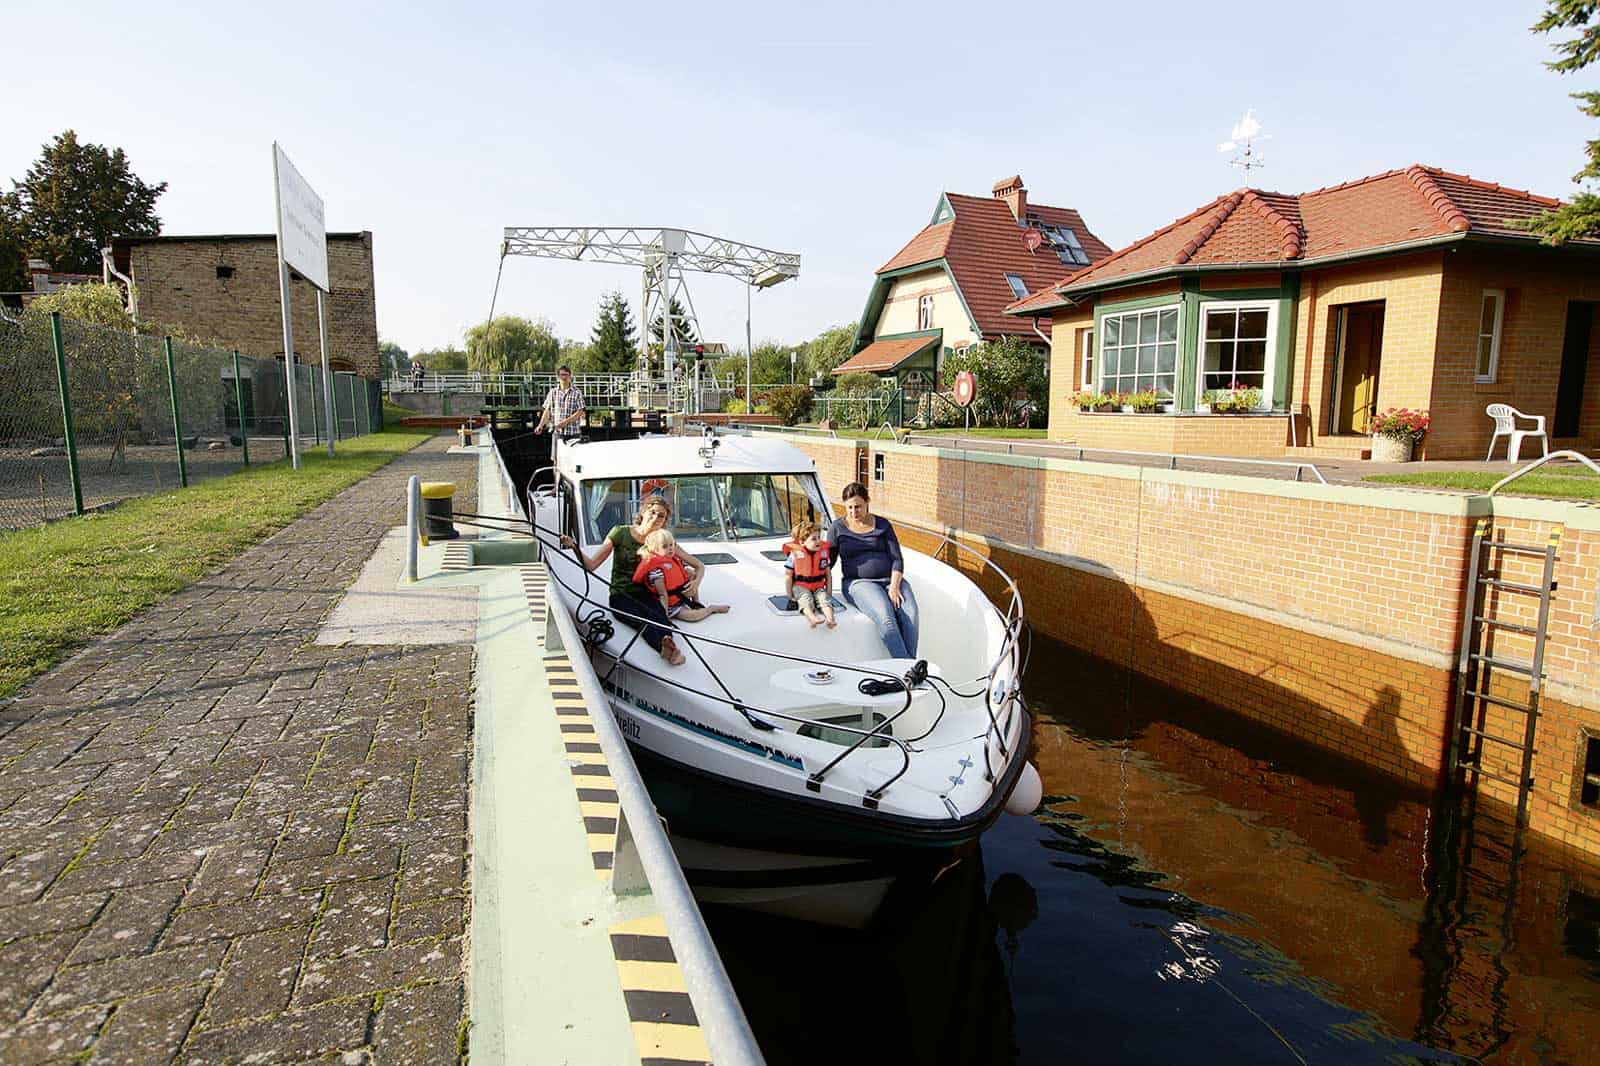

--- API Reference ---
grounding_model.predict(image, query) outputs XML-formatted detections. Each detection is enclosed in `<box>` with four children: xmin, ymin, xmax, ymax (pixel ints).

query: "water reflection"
<box><xmin>707</xmin><ymin>636</ymin><xmax>1600</xmax><ymax>1064</ymax></box>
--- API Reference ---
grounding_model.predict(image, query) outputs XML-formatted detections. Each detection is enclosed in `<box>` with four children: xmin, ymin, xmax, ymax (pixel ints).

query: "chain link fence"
<box><xmin>0</xmin><ymin>309</ymin><xmax>383</xmax><ymax>531</ymax></box>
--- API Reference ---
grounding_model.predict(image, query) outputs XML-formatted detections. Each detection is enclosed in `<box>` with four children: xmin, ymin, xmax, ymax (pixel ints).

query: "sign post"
<box><xmin>272</xmin><ymin>143</ymin><xmax>332</xmax><ymax>469</ymax></box>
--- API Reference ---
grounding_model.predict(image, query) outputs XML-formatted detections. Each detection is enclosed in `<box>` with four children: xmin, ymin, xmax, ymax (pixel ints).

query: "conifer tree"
<box><xmin>588</xmin><ymin>290</ymin><xmax>639</xmax><ymax>372</ymax></box>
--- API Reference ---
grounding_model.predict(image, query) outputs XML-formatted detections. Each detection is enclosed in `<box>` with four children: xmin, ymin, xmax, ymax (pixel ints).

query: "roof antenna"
<box><xmin>1217</xmin><ymin>108</ymin><xmax>1270</xmax><ymax>175</ymax></box>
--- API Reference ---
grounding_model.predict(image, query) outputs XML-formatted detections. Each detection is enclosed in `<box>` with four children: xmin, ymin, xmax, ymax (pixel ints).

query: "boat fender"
<box><xmin>1005</xmin><ymin>763</ymin><xmax>1043</xmax><ymax>816</ymax></box>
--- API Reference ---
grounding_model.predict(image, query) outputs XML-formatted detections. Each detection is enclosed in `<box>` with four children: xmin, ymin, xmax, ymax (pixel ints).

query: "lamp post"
<box><xmin>790</xmin><ymin>349</ymin><xmax>796</xmax><ymax>384</ymax></box>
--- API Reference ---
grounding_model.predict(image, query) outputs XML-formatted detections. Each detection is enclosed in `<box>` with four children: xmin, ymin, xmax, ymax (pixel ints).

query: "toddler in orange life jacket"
<box><xmin>784</xmin><ymin>519</ymin><xmax>836</xmax><ymax>629</ymax></box>
<box><xmin>633</xmin><ymin>529</ymin><xmax>730</xmax><ymax>622</ymax></box>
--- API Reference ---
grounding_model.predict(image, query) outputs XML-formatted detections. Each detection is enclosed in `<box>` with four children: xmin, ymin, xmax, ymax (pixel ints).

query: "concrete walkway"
<box><xmin>0</xmin><ymin>434</ymin><xmax>477</xmax><ymax>1063</ymax></box>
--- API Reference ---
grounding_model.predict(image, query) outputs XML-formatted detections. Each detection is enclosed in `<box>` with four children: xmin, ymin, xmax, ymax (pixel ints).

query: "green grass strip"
<box><xmin>1365</xmin><ymin>468</ymin><xmax>1600</xmax><ymax>499</ymax></box>
<box><xmin>0</xmin><ymin>427</ymin><xmax>433</xmax><ymax>699</ymax></box>
<box><xmin>906</xmin><ymin>427</ymin><xmax>1048</xmax><ymax>439</ymax></box>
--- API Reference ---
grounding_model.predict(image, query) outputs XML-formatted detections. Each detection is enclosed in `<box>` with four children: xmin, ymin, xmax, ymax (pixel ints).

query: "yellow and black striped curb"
<box><xmin>544</xmin><ymin>650</ymin><xmax>617</xmax><ymax>880</ymax></box>
<box><xmin>440</xmin><ymin>540</ymin><xmax>474</xmax><ymax>571</ymax></box>
<box><xmin>609</xmin><ymin>914</ymin><xmax>713</xmax><ymax>1066</ymax></box>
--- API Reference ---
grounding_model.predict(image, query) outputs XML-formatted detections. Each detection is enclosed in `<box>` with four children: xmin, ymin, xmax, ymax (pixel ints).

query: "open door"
<box><xmin>1333</xmin><ymin>302</ymin><xmax>1385</xmax><ymax>434</ymax></box>
<box><xmin>1555</xmin><ymin>302</ymin><xmax>1596</xmax><ymax>438</ymax></box>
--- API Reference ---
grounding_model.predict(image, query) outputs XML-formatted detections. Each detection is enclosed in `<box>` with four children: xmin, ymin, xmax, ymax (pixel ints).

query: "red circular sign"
<box><xmin>953</xmin><ymin>371</ymin><xmax>977</xmax><ymax>408</ymax></box>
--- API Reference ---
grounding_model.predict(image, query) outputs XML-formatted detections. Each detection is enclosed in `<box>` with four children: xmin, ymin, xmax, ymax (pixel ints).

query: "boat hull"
<box><xmin>623</xmin><ymin>712</ymin><xmax>1032</xmax><ymax>861</ymax></box>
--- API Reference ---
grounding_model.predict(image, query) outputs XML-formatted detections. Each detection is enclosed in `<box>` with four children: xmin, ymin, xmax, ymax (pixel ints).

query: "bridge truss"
<box><xmin>490</xmin><ymin>227</ymin><xmax>801</xmax><ymax>380</ymax></box>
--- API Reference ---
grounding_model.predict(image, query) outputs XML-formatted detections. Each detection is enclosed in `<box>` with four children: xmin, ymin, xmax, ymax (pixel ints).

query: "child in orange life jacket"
<box><xmin>784</xmin><ymin>519</ymin><xmax>836</xmax><ymax>629</ymax></box>
<box><xmin>633</xmin><ymin>529</ymin><xmax>730</xmax><ymax>622</ymax></box>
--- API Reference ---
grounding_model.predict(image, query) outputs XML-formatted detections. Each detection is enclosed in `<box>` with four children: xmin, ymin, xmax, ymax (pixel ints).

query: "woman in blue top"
<box><xmin>827</xmin><ymin>481</ymin><xmax>919</xmax><ymax>659</ymax></box>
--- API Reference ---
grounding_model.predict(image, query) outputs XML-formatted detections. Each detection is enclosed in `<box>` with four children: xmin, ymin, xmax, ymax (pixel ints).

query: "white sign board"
<box><xmin>272</xmin><ymin>143</ymin><xmax>328</xmax><ymax>292</ymax></box>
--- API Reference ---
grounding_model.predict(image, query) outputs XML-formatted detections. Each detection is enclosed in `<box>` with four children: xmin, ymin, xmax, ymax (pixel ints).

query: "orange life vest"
<box><xmin>633</xmin><ymin>553</ymin><xmax>692</xmax><ymax>606</ymax></box>
<box><xmin>784</xmin><ymin>541</ymin><xmax>832</xmax><ymax>590</ymax></box>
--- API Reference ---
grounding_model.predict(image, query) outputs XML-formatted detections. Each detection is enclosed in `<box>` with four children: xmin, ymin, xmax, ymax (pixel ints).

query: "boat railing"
<box><xmin>512</xmin><ymin>480</ymin><xmax>1024</xmax><ymax>797</ymax></box>
<box><xmin>512</xmin><ymin>480</ymin><xmax>1026</xmax><ymax>802</ymax></box>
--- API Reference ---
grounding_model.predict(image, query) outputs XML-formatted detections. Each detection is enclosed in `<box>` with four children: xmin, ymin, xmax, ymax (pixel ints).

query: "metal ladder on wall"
<box><xmin>1447</xmin><ymin>519</ymin><xmax>1563</xmax><ymax>827</ymax></box>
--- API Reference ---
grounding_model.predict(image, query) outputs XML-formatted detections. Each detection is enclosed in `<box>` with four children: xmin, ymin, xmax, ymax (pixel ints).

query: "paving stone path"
<box><xmin>0</xmin><ymin>435</ymin><xmax>477</xmax><ymax>1064</ymax></box>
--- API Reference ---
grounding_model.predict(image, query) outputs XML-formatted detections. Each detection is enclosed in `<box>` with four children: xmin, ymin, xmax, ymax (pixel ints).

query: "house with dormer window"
<box><xmin>835</xmin><ymin>176</ymin><xmax>1110</xmax><ymax>402</ymax></box>
<box><xmin>1006</xmin><ymin>165</ymin><xmax>1600</xmax><ymax>460</ymax></box>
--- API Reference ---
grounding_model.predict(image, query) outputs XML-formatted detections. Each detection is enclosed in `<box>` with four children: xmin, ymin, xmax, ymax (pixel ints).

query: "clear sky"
<box><xmin>2</xmin><ymin>1</ymin><xmax>1592</xmax><ymax>356</ymax></box>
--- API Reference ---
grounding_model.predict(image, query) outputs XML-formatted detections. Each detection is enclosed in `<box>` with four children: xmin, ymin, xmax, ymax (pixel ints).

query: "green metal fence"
<box><xmin>0</xmin><ymin>309</ymin><xmax>383</xmax><ymax>530</ymax></box>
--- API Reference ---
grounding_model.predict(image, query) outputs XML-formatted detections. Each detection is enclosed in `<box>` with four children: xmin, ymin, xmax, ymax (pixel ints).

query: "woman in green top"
<box><xmin>561</xmin><ymin>493</ymin><xmax>703</xmax><ymax>666</ymax></box>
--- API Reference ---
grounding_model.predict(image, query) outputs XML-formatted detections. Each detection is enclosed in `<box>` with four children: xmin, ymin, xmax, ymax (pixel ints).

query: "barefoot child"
<box><xmin>784</xmin><ymin>519</ymin><xmax>836</xmax><ymax>628</ymax></box>
<box><xmin>633</xmin><ymin>529</ymin><xmax>730</xmax><ymax>622</ymax></box>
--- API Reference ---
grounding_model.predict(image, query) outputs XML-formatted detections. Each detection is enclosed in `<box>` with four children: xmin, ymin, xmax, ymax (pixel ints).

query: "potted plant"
<box><xmin>1069</xmin><ymin>389</ymin><xmax>1113</xmax><ymax>413</ymax></box>
<box><xmin>1128</xmin><ymin>389</ymin><xmax>1161</xmax><ymax>413</ymax></box>
<box><xmin>1368</xmin><ymin>407</ymin><xmax>1430</xmax><ymax>462</ymax></box>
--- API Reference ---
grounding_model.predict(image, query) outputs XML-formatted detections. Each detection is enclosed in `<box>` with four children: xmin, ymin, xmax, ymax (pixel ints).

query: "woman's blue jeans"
<box><xmin>843</xmin><ymin>579</ymin><xmax>919</xmax><ymax>660</ymax></box>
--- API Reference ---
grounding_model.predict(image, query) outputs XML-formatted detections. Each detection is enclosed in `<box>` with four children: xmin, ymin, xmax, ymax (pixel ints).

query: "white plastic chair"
<box><xmin>1485</xmin><ymin>404</ymin><xmax>1549</xmax><ymax>462</ymax></box>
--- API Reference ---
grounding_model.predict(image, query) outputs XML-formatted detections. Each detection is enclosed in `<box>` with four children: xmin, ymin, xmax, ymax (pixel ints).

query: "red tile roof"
<box><xmin>1003</xmin><ymin>164</ymin><xmax>1587</xmax><ymax>310</ymax></box>
<box><xmin>832</xmin><ymin>334</ymin><xmax>939</xmax><ymax>375</ymax></box>
<box><xmin>875</xmin><ymin>188</ymin><xmax>1112</xmax><ymax>337</ymax></box>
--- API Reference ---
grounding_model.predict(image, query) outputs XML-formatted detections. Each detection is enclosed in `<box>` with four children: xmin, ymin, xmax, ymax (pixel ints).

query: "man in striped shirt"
<box><xmin>536</xmin><ymin>366</ymin><xmax>585</xmax><ymax>449</ymax></box>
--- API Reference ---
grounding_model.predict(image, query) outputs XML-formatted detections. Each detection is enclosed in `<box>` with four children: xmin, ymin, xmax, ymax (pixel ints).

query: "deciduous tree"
<box><xmin>4</xmin><ymin>131</ymin><xmax>165</xmax><ymax>275</ymax></box>
<box><xmin>464</xmin><ymin>315</ymin><xmax>560</xmax><ymax>374</ymax></box>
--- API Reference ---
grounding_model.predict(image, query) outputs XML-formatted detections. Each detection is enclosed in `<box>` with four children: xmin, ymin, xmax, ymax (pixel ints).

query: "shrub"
<box><xmin>724</xmin><ymin>398</ymin><xmax>749</xmax><ymax>415</ymax></box>
<box><xmin>836</xmin><ymin>371</ymin><xmax>882</xmax><ymax>394</ymax></box>
<box><xmin>765</xmin><ymin>384</ymin><xmax>814</xmax><ymax>426</ymax></box>
<box><xmin>940</xmin><ymin>337</ymin><xmax>1048</xmax><ymax>427</ymax></box>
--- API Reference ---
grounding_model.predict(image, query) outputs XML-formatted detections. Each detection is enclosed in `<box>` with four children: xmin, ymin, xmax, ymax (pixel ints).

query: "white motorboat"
<box><xmin>515</xmin><ymin>427</ymin><xmax>1038</xmax><ymax>920</ymax></box>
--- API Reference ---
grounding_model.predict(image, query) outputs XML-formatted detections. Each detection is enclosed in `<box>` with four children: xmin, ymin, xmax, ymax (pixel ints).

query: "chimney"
<box><xmin>993</xmin><ymin>175</ymin><xmax>1026</xmax><ymax>221</ymax></box>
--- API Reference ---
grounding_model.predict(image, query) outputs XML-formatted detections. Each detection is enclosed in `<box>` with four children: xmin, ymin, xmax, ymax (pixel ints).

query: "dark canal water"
<box><xmin>705</xmin><ymin>637</ymin><xmax>1600</xmax><ymax>1065</ymax></box>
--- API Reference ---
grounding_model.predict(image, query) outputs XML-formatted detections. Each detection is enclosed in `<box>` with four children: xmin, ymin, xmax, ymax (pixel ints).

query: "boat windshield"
<box><xmin>581</xmin><ymin>472</ymin><xmax>829</xmax><ymax>543</ymax></box>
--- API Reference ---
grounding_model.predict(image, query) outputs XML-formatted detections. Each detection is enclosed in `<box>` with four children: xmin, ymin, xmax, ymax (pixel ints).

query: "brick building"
<box><xmin>109</xmin><ymin>232</ymin><xmax>380</xmax><ymax>378</ymax></box>
<box><xmin>1007</xmin><ymin>166</ymin><xmax>1600</xmax><ymax>459</ymax></box>
<box><xmin>835</xmin><ymin>175</ymin><xmax>1110</xmax><ymax>403</ymax></box>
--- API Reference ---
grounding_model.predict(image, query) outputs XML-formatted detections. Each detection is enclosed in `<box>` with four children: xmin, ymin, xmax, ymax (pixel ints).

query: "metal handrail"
<box><xmin>898</xmin><ymin>435</ymin><xmax>1328</xmax><ymax>484</ymax></box>
<box><xmin>873</xmin><ymin>421</ymin><xmax>901</xmax><ymax>443</ymax></box>
<box><xmin>542</xmin><ymin>571</ymin><xmax>766</xmax><ymax>1066</ymax></box>
<box><xmin>1488</xmin><ymin>449</ymin><xmax>1600</xmax><ymax>495</ymax></box>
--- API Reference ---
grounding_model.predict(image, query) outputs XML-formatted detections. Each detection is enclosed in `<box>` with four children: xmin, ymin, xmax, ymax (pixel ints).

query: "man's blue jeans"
<box><xmin>843</xmin><ymin>579</ymin><xmax>919</xmax><ymax>660</ymax></box>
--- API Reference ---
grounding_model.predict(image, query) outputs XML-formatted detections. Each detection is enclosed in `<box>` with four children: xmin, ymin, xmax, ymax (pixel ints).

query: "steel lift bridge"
<box><xmin>488</xmin><ymin>226</ymin><xmax>801</xmax><ymax>412</ymax></box>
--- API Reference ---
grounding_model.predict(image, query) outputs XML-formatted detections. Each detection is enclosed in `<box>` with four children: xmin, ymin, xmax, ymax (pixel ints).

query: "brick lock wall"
<box><xmin>1428</xmin><ymin>247</ymin><xmax>1600</xmax><ymax>459</ymax></box>
<box><xmin>129</xmin><ymin>234</ymin><xmax>380</xmax><ymax>378</ymax></box>
<box><xmin>789</xmin><ymin>436</ymin><xmax>1600</xmax><ymax>855</ymax></box>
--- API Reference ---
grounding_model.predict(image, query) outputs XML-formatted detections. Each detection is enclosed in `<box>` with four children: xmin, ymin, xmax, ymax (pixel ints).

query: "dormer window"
<box><xmin>1005</xmin><ymin>274</ymin><xmax>1029</xmax><ymax>300</ymax></box>
<box><xmin>918</xmin><ymin>294</ymin><xmax>935</xmax><ymax>330</ymax></box>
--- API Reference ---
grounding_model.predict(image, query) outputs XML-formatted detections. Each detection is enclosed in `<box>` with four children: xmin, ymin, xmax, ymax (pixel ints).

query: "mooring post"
<box><xmin>406</xmin><ymin>475</ymin><xmax>421</xmax><ymax>582</ymax></box>
<box><xmin>164</xmin><ymin>336</ymin><xmax>188</xmax><ymax>488</ymax></box>
<box><xmin>232</xmin><ymin>351</ymin><xmax>250</xmax><ymax>465</ymax></box>
<box><xmin>48</xmin><ymin>312</ymin><xmax>84</xmax><ymax>515</ymax></box>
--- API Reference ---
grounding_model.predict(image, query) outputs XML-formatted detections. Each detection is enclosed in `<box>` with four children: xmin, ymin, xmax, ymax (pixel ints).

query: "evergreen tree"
<box><xmin>649</xmin><ymin>296</ymin><xmax>698</xmax><ymax>351</ymax></box>
<box><xmin>0</xmin><ymin>201</ymin><xmax>25</xmax><ymax>293</ymax></box>
<box><xmin>588</xmin><ymin>290</ymin><xmax>639</xmax><ymax>372</ymax></box>
<box><xmin>1525</xmin><ymin>2</ymin><xmax>1600</xmax><ymax>241</ymax></box>
<box><xmin>3</xmin><ymin>131</ymin><xmax>166</xmax><ymax>275</ymax></box>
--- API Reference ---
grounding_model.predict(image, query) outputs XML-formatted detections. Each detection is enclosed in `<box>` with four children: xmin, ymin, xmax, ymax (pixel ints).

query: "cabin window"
<box><xmin>1477</xmin><ymin>289</ymin><xmax>1505</xmax><ymax>383</ymax></box>
<box><xmin>580</xmin><ymin>473</ymin><xmax>826</xmax><ymax>543</ymax></box>
<box><xmin>918</xmin><ymin>295</ymin><xmax>935</xmax><ymax>330</ymax></box>
<box><xmin>1098</xmin><ymin>305</ymin><xmax>1178</xmax><ymax>397</ymax></box>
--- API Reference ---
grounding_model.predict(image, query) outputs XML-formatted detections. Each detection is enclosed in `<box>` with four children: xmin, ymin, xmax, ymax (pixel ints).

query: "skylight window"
<box><xmin>1005</xmin><ymin>273</ymin><xmax>1029</xmax><ymax>299</ymax></box>
<box><xmin>1043</xmin><ymin>225</ymin><xmax>1090</xmax><ymax>266</ymax></box>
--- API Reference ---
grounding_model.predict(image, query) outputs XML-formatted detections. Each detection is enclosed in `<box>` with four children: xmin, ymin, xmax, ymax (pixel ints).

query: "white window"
<box><xmin>1004</xmin><ymin>273</ymin><xmax>1028</xmax><ymax>300</ymax></box>
<box><xmin>1477</xmin><ymin>289</ymin><xmax>1505</xmax><ymax>382</ymax></box>
<box><xmin>1098</xmin><ymin>305</ymin><xmax>1179</xmax><ymax>396</ymax></box>
<box><xmin>1081</xmin><ymin>328</ymin><xmax>1094</xmax><ymax>389</ymax></box>
<box><xmin>918</xmin><ymin>294</ymin><xmax>935</xmax><ymax>330</ymax></box>
<box><xmin>1200</xmin><ymin>302</ymin><xmax>1277</xmax><ymax>408</ymax></box>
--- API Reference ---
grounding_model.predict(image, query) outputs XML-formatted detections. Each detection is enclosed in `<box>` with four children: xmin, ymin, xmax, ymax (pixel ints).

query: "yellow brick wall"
<box><xmin>1293</xmin><ymin>252</ymin><xmax>1445</xmax><ymax>447</ymax></box>
<box><xmin>1428</xmin><ymin>247</ymin><xmax>1600</xmax><ymax>459</ymax></box>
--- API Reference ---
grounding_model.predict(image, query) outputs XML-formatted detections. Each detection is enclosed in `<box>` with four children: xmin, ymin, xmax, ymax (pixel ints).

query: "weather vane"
<box><xmin>1217</xmin><ymin>108</ymin><xmax>1270</xmax><ymax>174</ymax></box>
